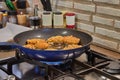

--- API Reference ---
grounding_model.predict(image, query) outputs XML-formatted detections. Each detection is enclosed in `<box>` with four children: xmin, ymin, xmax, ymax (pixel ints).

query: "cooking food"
<box><xmin>63</xmin><ymin>35</ymin><xmax>80</xmax><ymax>44</ymax></box>
<box><xmin>26</xmin><ymin>38</ymin><xmax>46</xmax><ymax>44</ymax></box>
<box><xmin>23</xmin><ymin>35</ymin><xmax>82</xmax><ymax>50</ymax></box>
<box><xmin>35</xmin><ymin>42</ymin><xmax>49</xmax><ymax>49</ymax></box>
<box><xmin>47</xmin><ymin>36</ymin><xmax>64</xmax><ymax>43</ymax></box>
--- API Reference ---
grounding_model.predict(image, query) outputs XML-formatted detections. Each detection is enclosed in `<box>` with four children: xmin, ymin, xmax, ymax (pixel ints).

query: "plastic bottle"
<box><xmin>34</xmin><ymin>5</ymin><xmax>39</xmax><ymax>16</ymax></box>
<box><xmin>5</xmin><ymin>0</ymin><xmax>16</xmax><ymax>10</ymax></box>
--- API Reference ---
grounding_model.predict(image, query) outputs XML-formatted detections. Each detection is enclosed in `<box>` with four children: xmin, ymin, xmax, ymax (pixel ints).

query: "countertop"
<box><xmin>91</xmin><ymin>45</ymin><xmax>120</xmax><ymax>60</ymax></box>
<box><xmin>0</xmin><ymin>45</ymin><xmax>120</xmax><ymax>60</ymax></box>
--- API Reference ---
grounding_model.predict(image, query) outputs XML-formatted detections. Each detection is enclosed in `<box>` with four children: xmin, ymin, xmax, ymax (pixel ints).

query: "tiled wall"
<box><xmin>51</xmin><ymin>0</ymin><xmax>120</xmax><ymax>52</ymax></box>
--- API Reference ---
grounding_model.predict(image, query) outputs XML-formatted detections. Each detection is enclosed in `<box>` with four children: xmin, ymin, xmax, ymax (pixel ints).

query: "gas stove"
<box><xmin>0</xmin><ymin>49</ymin><xmax>120</xmax><ymax>80</ymax></box>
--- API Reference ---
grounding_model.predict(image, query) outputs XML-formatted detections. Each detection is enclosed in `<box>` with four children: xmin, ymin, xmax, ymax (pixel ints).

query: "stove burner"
<box><xmin>104</xmin><ymin>61</ymin><xmax>120</xmax><ymax>74</ymax></box>
<box><xmin>40</xmin><ymin>61</ymin><xmax>64</xmax><ymax>65</ymax></box>
<box><xmin>54</xmin><ymin>74</ymin><xmax>80</xmax><ymax>80</ymax></box>
<box><xmin>22</xmin><ymin>68</ymin><xmax>46</xmax><ymax>80</ymax></box>
<box><xmin>40</xmin><ymin>59</ymin><xmax>72</xmax><ymax>66</ymax></box>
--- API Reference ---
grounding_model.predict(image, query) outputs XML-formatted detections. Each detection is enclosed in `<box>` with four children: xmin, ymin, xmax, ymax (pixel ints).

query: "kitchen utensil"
<box><xmin>0</xmin><ymin>28</ymin><xmax>92</xmax><ymax>61</ymax></box>
<box><xmin>40</xmin><ymin>0</ymin><xmax>52</xmax><ymax>11</ymax></box>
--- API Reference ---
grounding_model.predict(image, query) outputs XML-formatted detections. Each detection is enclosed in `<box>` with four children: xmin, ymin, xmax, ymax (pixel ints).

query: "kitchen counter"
<box><xmin>0</xmin><ymin>50</ymin><xmax>15</xmax><ymax>59</ymax></box>
<box><xmin>91</xmin><ymin>45</ymin><xmax>120</xmax><ymax>60</ymax></box>
<box><xmin>0</xmin><ymin>45</ymin><xmax>120</xmax><ymax>60</ymax></box>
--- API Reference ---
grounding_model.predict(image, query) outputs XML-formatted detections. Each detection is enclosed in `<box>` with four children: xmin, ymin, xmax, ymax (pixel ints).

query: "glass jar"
<box><xmin>29</xmin><ymin>16</ymin><xmax>41</xmax><ymax>29</ymax></box>
<box><xmin>17</xmin><ymin>13</ymin><xmax>27</xmax><ymax>26</ymax></box>
<box><xmin>8</xmin><ymin>10</ymin><xmax>17</xmax><ymax>24</ymax></box>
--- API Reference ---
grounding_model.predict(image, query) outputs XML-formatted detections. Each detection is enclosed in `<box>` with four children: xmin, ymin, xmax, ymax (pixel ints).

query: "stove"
<box><xmin>0</xmin><ymin>49</ymin><xmax>120</xmax><ymax>80</ymax></box>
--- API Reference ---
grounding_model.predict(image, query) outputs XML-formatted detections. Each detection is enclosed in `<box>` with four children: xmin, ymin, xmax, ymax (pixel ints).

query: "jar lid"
<box><xmin>43</xmin><ymin>11</ymin><xmax>51</xmax><ymax>15</ymax></box>
<box><xmin>8</xmin><ymin>10</ymin><xmax>17</xmax><ymax>15</ymax></box>
<box><xmin>65</xmin><ymin>12</ymin><xmax>75</xmax><ymax>16</ymax></box>
<box><xmin>17</xmin><ymin>0</ymin><xmax>26</xmax><ymax>9</ymax></box>
<box><xmin>53</xmin><ymin>11</ymin><xmax>62</xmax><ymax>15</ymax></box>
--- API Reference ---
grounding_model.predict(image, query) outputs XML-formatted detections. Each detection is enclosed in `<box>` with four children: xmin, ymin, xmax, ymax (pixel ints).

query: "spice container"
<box><xmin>8</xmin><ymin>10</ymin><xmax>17</xmax><ymax>24</ymax></box>
<box><xmin>53</xmin><ymin>11</ymin><xmax>64</xmax><ymax>28</ymax></box>
<box><xmin>41</xmin><ymin>11</ymin><xmax>52</xmax><ymax>28</ymax></box>
<box><xmin>29</xmin><ymin>16</ymin><xmax>41</xmax><ymax>29</ymax></box>
<box><xmin>17</xmin><ymin>12</ymin><xmax>27</xmax><ymax>26</ymax></box>
<box><xmin>2</xmin><ymin>13</ymin><xmax>8</xmax><ymax>27</ymax></box>
<box><xmin>65</xmin><ymin>12</ymin><xmax>75</xmax><ymax>29</ymax></box>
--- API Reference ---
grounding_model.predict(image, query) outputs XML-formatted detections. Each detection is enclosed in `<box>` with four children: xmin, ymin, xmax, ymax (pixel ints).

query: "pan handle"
<box><xmin>0</xmin><ymin>42</ymin><xmax>19</xmax><ymax>50</ymax></box>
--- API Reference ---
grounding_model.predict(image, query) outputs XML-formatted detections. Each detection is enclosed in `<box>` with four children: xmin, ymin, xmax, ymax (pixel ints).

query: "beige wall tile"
<box><xmin>95</xmin><ymin>27</ymin><xmax>120</xmax><ymax>40</ymax></box>
<box><xmin>94</xmin><ymin>0</ymin><xmax>119</xmax><ymax>4</ymax></box>
<box><xmin>77</xmin><ymin>22</ymin><xmax>94</xmax><ymax>32</ymax></box>
<box><xmin>93</xmin><ymin>36</ymin><xmax>118</xmax><ymax>49</ymax></box>
<box><xmin>97</xmin><ymin>6</ymin><xmax>120</xmax><ymax>17</ymax></box>
<box><xmin>74</xmin><ymin>3</ymin><xmax>95</xmax><ymax>12</ymax></box>
<box><xmin>93</xmin><ymin>15</ymin><xmax>114</xmax><ymax>26</ymax></box>
<box><xmin>76</xmin><ymin>12</ymin><xmax>91</xmax><ymax>21</ymax></box>
<box><xmin>115</xmin><ymin>20</ymin><xmax>120</xmax><ymax>29</ymax></box>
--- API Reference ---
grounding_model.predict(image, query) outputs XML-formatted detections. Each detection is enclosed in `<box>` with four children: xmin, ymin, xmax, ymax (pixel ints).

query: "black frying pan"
<box><xmin>0</xmin><ymin>28</ymin><xmax>92</xmax><ymax>61</ymax></box>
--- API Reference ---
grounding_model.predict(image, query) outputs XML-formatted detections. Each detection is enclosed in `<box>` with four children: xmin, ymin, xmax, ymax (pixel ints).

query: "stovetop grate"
<box><xmin>0</xmin><ymin>50</ymin><xmax>120</xmax><ymax>80</ymax></box>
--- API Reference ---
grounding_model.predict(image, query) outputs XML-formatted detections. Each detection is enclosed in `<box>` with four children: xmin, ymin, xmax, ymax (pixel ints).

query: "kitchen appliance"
<box><xmin>0</xmin><ymin>49</ymin><xmax>120</xmax><ymax>80</ymax></box>
<box><xmin>0</xmin><ymin>28</ymin><xmax>92</xmax><ymax>61</ymax></box>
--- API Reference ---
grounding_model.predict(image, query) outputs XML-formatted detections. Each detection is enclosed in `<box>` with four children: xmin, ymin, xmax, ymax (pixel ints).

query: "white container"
<box><xmin>65</xmin><ymin>12</ymin><xmax>75</xmax><ymax>29</ymax></box>
<box><xmin>53</xmin><ymin>12</ymin><xmax>64</xmax><ymax>28</ymax></box>
<box><xmin>42</xmin><ymin>11</ymin><xmax>52</xmax><ymax>28</ymax></box>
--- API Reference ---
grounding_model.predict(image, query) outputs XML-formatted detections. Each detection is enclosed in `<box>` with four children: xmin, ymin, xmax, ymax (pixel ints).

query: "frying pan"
<box><xmin>0</xmin><ymin>28</ymin><xmax>92</xmax><ymax>61</ymax></box>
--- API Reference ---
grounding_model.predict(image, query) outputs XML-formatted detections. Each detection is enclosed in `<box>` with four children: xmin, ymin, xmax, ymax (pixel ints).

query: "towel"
<box><xmin>0</xmin><ymin>23</ymin><xmax>31</xmax><ymax>42</ymax></box>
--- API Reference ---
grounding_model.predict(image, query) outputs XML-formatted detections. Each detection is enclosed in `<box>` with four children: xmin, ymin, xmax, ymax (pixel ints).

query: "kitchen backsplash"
<box><xmin>51</xmin><ymin>0</ymin><xmax>120</xmax><ymax>53</ymax></box>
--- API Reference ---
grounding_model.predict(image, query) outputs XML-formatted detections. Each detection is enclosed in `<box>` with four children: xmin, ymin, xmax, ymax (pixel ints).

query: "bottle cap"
<box><xmin>3</xmin><ymin>13</ymin><xmax>7</xmax><ymax>16</ymax></box>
